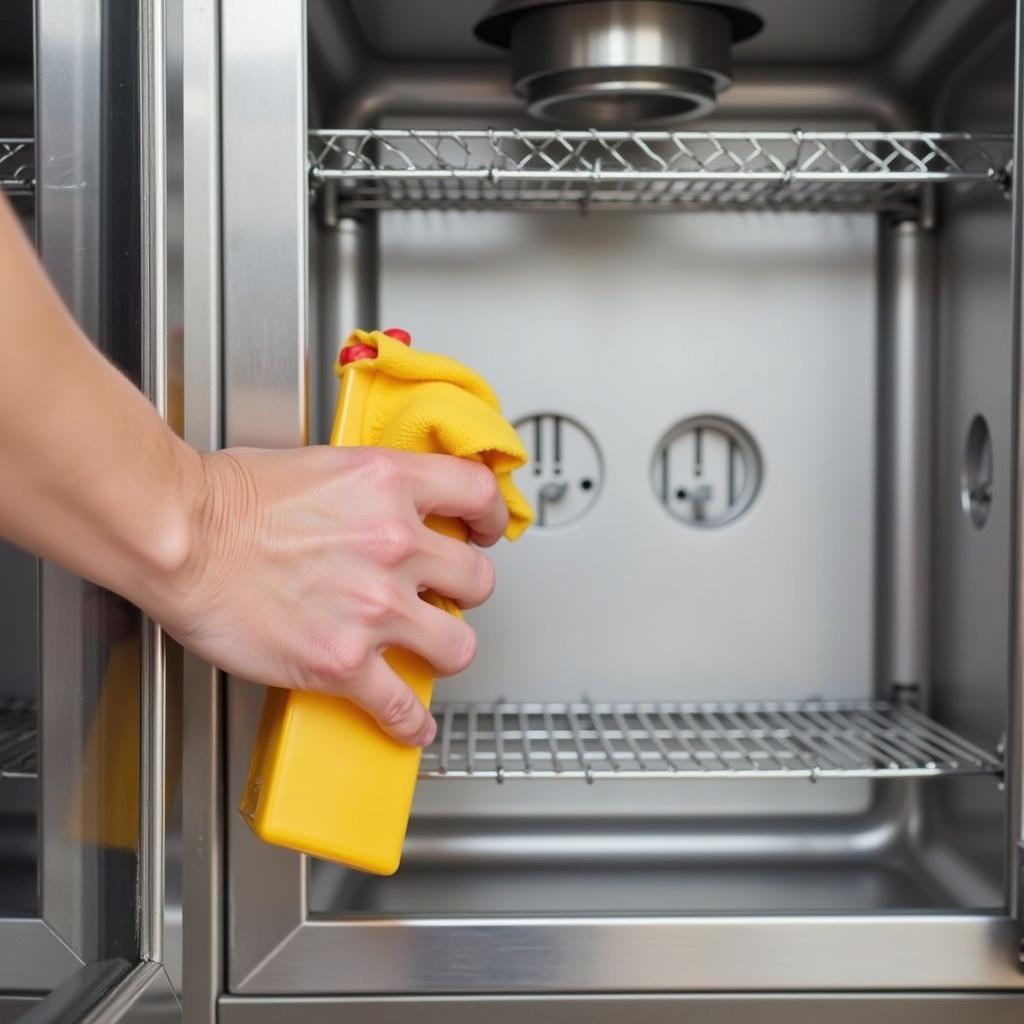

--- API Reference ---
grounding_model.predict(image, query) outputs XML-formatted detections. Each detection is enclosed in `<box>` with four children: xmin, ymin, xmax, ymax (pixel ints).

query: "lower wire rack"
<box><xmin>420</xmin><ymin>700</ymin><xmax>1002</xmax><ymax>782</ymax></box>
<box><xmin>0</xmin><ymin>139</ymin><xmax>34</xmax><ymax>198</ymax></box>
<box><xmin>0</xmin><ymin>698</ymin><xmax>37</xmax><ymax>779</ymax></box>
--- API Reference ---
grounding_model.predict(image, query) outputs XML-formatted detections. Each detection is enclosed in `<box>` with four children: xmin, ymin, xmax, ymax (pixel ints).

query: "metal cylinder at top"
<box><xmin>475</xmin><ymin>0</ymin><xmax>763</xmax><ymax>126</ymax></box>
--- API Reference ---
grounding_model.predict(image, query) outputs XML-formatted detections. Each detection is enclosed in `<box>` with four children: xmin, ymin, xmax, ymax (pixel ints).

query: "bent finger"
<box><xmin>388</xmin><ymin>597</ymin><xmax>478</xmax><ymax>678</ymax></box>
<box><xmin>346</xmin><ymin>655</ymin><xmax>436</xmax><ymax>747</ymax></box>
<box><xmin>413</xmin><ymin>532</ymin><xmax>496</xmax><ymax>610</ymax></box>
<box><xmin>407</xmin><ymin>454</ymin><xmax>508</xmax><ymax>547</ymax></box>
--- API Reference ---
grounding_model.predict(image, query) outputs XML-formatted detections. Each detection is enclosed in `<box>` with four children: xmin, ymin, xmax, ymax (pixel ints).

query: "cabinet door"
<box><xmin>3</xmin><ymin>0</ymin><xmax>184</xmax><ymax>1020</ymax></box>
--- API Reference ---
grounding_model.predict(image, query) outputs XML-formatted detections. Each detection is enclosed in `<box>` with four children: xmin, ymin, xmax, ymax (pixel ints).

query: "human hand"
<box><xmin>0</xmin><ymin>193</ymin><xmax>511</xmax><ymax>745</ymax></box>
<box><xmin>152</xmin><ymin>445</ymin><xmax>507</xmax><ymax>746</ymax></box>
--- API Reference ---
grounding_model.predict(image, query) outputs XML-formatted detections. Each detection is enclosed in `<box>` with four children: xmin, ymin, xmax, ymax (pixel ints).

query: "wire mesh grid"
<box><xmin>0</xmin><ymin>698</ymin><xmax>37</xmax><ymax>779</ymax></box>
<box><xmin>0</xmin><ymin>139</ymin><xmax>35</xmax><ymax>197</ymax></box>
<box><xmin>309</xmin><ymin>129</ymin><xmax>1012</xmax><ymax>213</ymax></box>
<box><xmin>420</xmin><ymin>700</ymin><xmax>1002</xmax><ymax>782</ymax></box>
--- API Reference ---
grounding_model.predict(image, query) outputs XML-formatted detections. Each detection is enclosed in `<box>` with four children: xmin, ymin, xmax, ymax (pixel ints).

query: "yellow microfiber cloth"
<box><xmin>338</xmin><ymin>328</ymin><xmax>532</xmax><ymax>540</ymax></box>
<box><xmin>241</xmin><ymin>328</ymin><xmax>532</xmax><ymax>875</ymax></box>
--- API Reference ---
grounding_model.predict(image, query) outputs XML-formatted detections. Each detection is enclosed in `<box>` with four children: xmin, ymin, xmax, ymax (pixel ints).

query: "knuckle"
<box><xmin>355</xmin><ymin>582</ymin><xmax>402</xmax><ymax>625</ymax></box>
<box><xmin>378</xmin><ymin>686</ymin><xmax>420</xmax><ymax>736</ymax></box>
<box><xmin>343</xmin><ymin>446</ymin><xmax>378</xmax><ymax>475</ymax></box>
<box><xmin>350</xmin><ymin>447</ymin><xmax>406</xmax><ymax>490</ymax></box>
<box><xmin>309</xmin><ymin>633</ymin><xmax>367</xmax><ymax>688</ymax></box>
<box><xmin>366</xmin><ymin>519</ymin><xmax>417</xmax><ymax>567</ymax></box>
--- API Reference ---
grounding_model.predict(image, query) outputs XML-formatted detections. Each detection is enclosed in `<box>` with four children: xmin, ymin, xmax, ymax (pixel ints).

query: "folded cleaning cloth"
<box><xmin>338</xmin><ymin>329</ymin><xmax>533</xmax><ymax>543</ymax></box>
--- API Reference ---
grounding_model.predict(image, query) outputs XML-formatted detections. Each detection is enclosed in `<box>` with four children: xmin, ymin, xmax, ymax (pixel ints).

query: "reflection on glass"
<box><xmin>0</xmin><ymin>558</ymin><xmax>153</xmax><ymax>962</ymax></box>
<box><xmin>42</xmin><ymin>582</ymin><xmax>142</xmax><ymax>962</ymax></box>
<box><xmin>73</xmin><ymin>594</ymin><xmax>142</xmax><ymax>850</ymax></box>
<box><xmin>0</xmin><ymin>541</ymin><xmax>40</xmax><ymax>919</ymax></box>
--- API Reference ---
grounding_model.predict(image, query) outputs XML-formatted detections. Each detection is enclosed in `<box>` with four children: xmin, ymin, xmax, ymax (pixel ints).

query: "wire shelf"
<box><xmin>0</xmin><ymin>139</ymin><xmax>34</xmax><ymax>197</ymax></box>
<box><xmin>310</xmin><ymin>129</ymin><xmax>1012</xmax><ymax>214</ymax></box>
<box><xmin>0</xmin><ymin>699</ymin><xmax>36</xmax><ymax>780</ymax></box>
<box><xmin>420</xmin><ymin>699</ymin><xmax>1002</xmax><ymax>782</ymax></box>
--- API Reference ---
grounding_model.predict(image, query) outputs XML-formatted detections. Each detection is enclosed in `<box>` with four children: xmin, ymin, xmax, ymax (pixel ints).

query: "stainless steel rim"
<box><xmin>494</xmin><ymin>0</ymin><xmax>743</xmax><ymax>125</ymax></box>
<box><xmin>475</xmin><ymin>0</ymin><xmax>764</xmax><ymax>47</ymax></box>
<box><xmin>522</xmin><ymin>68</ymin><xmax>719</xmax><ymax>124</ymax></box>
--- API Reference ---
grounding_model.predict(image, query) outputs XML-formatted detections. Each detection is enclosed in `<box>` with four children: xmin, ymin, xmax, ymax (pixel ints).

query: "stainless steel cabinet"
<box><xmin>192</xmin><ymin>2</ymin><xmax>1024</xmax><ymax>1019</ymax></box>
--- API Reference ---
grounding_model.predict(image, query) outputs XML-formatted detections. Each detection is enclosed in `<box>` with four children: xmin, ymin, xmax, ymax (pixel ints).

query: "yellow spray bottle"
<box><xmin>241</xmin><ymin>328</ymin><xmax>471</xmax><ymax>876</ymax></box>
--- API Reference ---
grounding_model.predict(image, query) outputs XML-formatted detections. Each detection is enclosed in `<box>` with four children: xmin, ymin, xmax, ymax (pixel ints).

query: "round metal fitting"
<box><xmin>961</xmin><ymin>414</ymin><xmax>993</xmax><ymax>529</ymax></box>
<box><xmin>475</xmin><ymin>0</ymin><xmax>763</xmax><ymax>126</ymax></box>
<box><xmin>651</xmin><ymin>414</ymin><xmax>762</xmax><ymax>527</ymax></box>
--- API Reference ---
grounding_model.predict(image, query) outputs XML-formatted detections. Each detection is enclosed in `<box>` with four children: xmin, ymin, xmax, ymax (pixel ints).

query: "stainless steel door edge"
<box><xmin>219</xmin><ymin>992</ymin><xmax>1024</xmax><ymax>1024</ymax></box>
<box><xmin>181</xmin><ymin>0</ymin><xmax>225</xmax><ymax>1014</ymax></box>
<box><xmin>1008</xmin><ymin>0</ymin><xmax>1024</xmax><ymax>953</ymax></box>
<box><xmin>139</xmin><ymin>0</ymin><xmax>177</xmax><ymax>979</ymax></box>
<box><xmin>221</xmin><ymin>0</ymin><xmax>309</xmax><ymax>994</ymax></box>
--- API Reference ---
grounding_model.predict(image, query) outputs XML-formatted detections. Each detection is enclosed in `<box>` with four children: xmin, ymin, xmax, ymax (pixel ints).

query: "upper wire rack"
<box><xmin>0</xmin><ymin>139</ymin><xmax>35</xmax><ymax>198</ymax></box>
<box><xmin>309</xmin><ymin>129</ymin><xmax>1012</xmax><ymax>214</ymax></box>
<box><xmin>420</xmin><ymin>699</ymin><xmax>1002</xmax><ymax>782</ymax></box>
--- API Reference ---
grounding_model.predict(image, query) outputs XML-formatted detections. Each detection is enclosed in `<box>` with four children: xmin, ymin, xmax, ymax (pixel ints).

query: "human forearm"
<box><xmin>0</xmin><ymin>194</ymin><xmax>514</xmax><ymax>747</ymax></box>
<box><xmin>0</xmin><ymin>195</ymin><xmax>200</xmax><ymax>605</ymax></box>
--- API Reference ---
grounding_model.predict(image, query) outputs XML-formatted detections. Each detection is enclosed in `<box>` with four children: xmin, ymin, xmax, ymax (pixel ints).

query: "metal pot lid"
<box><xmin>475</xmin><ymin>0</ymin><xmax>764</xmax><ymax>47</ymax></box>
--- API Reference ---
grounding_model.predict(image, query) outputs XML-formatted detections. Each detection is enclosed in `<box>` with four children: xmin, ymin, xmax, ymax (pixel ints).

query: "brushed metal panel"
<box><xmin>345</xmin><ymin>0</ymin><xmax>917</xmax><ymax>65</ymax></box>
<box><xmin>1008</xmin><ymin>0</ymin><xmax>1024</xmax><ymax>927</ymax></box>
<box><xmin>220</xmin><ymin>991</ymin><xmax>1024</xmax><ymax>1024</ymax></box>
<box><xmin>930</xmin><ymin>0</ymin><xmax>1016</xmax><ymax>920</ymax></box>
<box><xmin>234</xmin><ymin>914</ymin><xmax>1023</xmax><ymax>994</ymax></box>
<box><xmin>221</xmin><ymin>0</ymin><xmax>308</xmax><ymax>448</ymax></box>
<box><xmin>379</xmin><ymin>209</ymin><xmax>876</xmax><ymax>820</ymax></box>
